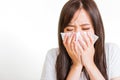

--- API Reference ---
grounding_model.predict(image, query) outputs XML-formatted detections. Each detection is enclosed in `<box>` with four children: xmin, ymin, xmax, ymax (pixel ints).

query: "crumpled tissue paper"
<box><xmin>60</xmin><ymin>32</ymin><xmax>98</xmax><ymax>44</ymax></box>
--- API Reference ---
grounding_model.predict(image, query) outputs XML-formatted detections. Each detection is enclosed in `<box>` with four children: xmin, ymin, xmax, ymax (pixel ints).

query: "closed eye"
<box><xmin>82</xmin><ymin>27</ymin><xmax>90</xmax><ymax>30</ymax></box>
<box><xmin>65</xmin><ymin>25</ymin><xmax>75</xmax><ymax>31</ymax></box>
<box><xmin>66</xmin><ymin>28</ymin><xmax>73</xmax><ymax>31</ymax></box>
<box><xmin>81</xmin><ymin>24</ymin><xmax>91</xmax><ymax>30</ymax></box>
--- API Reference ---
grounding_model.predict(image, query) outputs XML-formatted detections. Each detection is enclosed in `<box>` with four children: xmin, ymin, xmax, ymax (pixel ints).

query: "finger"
<box><xmin>73</xmin><ymin>41</ymin><xmax>80</xmax><ymax>59</ymax></box>
<box><xmin>70</xmin><ymin>33</ymin><xmax>75</xmax><ymax>48</ymax></box>
<box><xmin>72</xmin><ymin>33</ymin><xmax>81</xmax><ymax>55</ymax></box>
<box><xmin>78</xmin><ymin>34</ymin><xmax>87</xmax><ymax>50</ymax></box>
<box><xmin>75</xmin><ymin>41</ymin><xmax>83</xmax><ymax>55</ymax></box>
<box><xmin>63</xmin><ymin>33</ymin><xmax>73</xmax><ymax>58</ymax></box>
<box><xmin>63</xmin><ymin>33</ymin><xmax>68</xmax><ymax>47</ymax></box>
<box><xmin>81</xmin><ymin>32</ymin><xmax>91</xmax><ymax>47</ymax></box>
<box><xmin>66</xmin><ymin>34</ymin><xmax>76</xmax><ymax>60</ymax></box>
<box><xmin>71</xmin><ymin>33</ymin><xmax>76</xmax><ymax>53</ymax></box>
<box><xmin>66</xmin><ymin>33</ymin><xmax>74</xmax><ymax>50</ymax></box>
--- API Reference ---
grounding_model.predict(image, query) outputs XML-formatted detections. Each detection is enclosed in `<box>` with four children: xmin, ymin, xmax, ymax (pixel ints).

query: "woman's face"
<box><xmin>64</xmin><ymin>8</ymin><xmax>94</xmax><ymax>34</ymax></box>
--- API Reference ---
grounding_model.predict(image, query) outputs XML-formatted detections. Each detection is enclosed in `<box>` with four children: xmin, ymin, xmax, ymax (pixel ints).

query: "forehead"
<box><xmin>70</xmin><ymin>8</ymin><xmax>92</xmax><ymax>24</ymax></box>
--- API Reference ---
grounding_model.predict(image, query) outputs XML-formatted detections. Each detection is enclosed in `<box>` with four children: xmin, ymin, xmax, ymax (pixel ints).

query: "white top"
<box><xmin>40</xmin><ymin>43</ymin><xmax>120</xmax><ymax>80</ymax></box>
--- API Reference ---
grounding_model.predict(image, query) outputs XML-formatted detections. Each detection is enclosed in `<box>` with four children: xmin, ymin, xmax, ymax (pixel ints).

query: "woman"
<box><xmin>41</xmin><ymin>0</ymin><xmax>120</xmax><ymax>80</ymax></box>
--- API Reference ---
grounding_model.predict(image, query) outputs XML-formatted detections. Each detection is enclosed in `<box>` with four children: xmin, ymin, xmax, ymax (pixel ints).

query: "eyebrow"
<box><xmin>67</xmin><ymin>24</ymin><xmax>75</xmax><ymax>27</ymax></box>
<box><xmin>67</xmin><ymin>23</ymin><xmax>90</xmax><ymax>27</ymax></box>
<box><xmin>80</xmin><ymin>23</ymin><xmax>90</xmax><ymax>26</ymax></box>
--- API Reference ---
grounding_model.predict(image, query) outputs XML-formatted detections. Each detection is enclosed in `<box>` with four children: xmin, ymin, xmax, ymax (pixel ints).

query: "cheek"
<box><xmin>63</xmin><ymin>28</ymin><xmax>66</xmax><ymax>32</ymax></box>
<box><xmin>64</xmin><ymin>29</ymin><xmax>67</xmax><ymax>33</ymax></box>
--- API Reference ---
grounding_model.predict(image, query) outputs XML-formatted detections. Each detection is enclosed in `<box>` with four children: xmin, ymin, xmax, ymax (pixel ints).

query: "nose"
<box><xmin>75</xmin><ymin>27</ymin><xmax>81</xmax><ymax>32</ymax></box>
<box><xmin>74</xmin><ymin>23</ymin><xmax>82</xmax><ymax>32</ymax></box>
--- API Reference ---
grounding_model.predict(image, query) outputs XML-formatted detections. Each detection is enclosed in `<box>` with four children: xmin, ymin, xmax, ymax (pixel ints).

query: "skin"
<box><xmin>63</xmin><ymin>8</ymin><xmax>105</xmax><ymax>80</ymax></box>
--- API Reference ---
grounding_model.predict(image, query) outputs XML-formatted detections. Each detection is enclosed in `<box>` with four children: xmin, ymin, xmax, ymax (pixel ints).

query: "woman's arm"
<box><xmin>79</xmin><ymin>32</ymin><xmax>105</xmax><ymax>80</ymax></box>
<box><xmin>66</xmin><ymin>64</ymin><xmax>82</xmax><ymax>80</ymax></box>
<box><xmin>84</xmin><ymin>62</ymin><xmax>105</xmax><ymax>80</ymax></box>
<box><xmin>63</xmin><ymin>33</ymin><xmax>83</xmax><ymax>80</ymax></box>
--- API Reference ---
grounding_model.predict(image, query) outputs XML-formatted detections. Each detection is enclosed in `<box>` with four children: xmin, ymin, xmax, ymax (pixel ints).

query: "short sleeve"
<box><xmin>106</xmin><ymin>43</ymin><xmax>120</xmax><ymax>79</ymax></box>
<box><xmin>40</xmin><ymin>48</ymin><xmax>58</xmax><ymax>80</ymax></box>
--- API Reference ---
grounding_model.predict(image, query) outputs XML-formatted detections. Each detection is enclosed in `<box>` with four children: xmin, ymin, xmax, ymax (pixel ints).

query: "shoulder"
<box><xmin>105</xmin><ymin>42</ymin><xmax>120</xmax><ymax>54</ymax></box>
<box><xmin>105</xmin><ymin>43</ymin><xmax>120</xmax><ymax>79</ymax></box>
<box><xmin>46</xmin><ymin>48</ymin><xmax>59</xmax><ymax>60</ymax></box>
<box><xmin>41</xmin><ymin>48</ymin><xmax>59</xmax><ymax>80</ymax></box>
<box><xmin>105</xmin><ymin>42</ymin><xmax>120</xmax><ymax>60</ymax></box>
<box><xmin>105</xmin><ymin>42</ymin><xmax>120</xmax><ymax>62</ymax></box>
<box><xmin>44</xmin><ymin>48</ymin><xmax>59</xmax><ymax>65</ymax></box>
<box><xmin>105</xmin><ymin>42</ymin><xmax>119</xmax><ymax>49</ymax></box>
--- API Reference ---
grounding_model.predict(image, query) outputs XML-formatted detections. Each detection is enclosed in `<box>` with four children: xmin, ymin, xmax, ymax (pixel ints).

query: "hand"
<box><xmin>64</xmin><ymin>32</ymin><xmax>105</xmax><ymax>80</ymax></box>
<box><xmin>63</xmin><ymin>33</ymin><xmax>83</xmax><ymax>67</ymax></box>
<box><xmin>77</xmin><ymin>32</ymin><xmax>95</xmax><ymax>67</ymax></box>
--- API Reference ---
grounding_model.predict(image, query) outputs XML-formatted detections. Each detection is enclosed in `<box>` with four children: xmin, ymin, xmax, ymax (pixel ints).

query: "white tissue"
<box><xmin>60</xmin><ymin>32</ymin><xmax>98</xmax><ymax>44</ymax></box>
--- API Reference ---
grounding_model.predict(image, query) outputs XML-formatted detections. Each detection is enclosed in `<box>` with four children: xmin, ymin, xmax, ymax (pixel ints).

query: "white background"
<box><xmin>0</xmin><ymin>0</ymin><xmax>120</xmax><ymax>80</ymax></box>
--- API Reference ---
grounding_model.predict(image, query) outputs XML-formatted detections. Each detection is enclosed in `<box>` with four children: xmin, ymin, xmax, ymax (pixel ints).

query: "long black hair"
<box><xmin>56</xmin><ymin>0</ymin><xmax>108</xmax><ymax>80</ymax></box>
